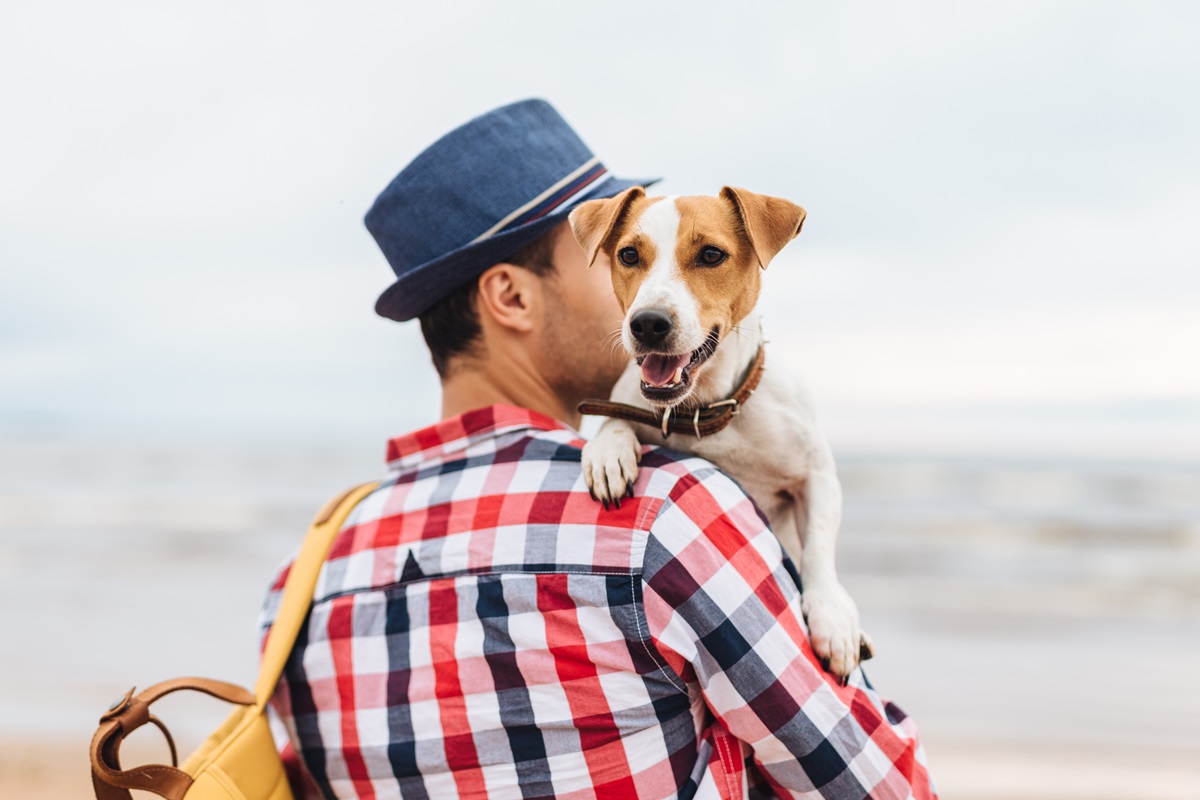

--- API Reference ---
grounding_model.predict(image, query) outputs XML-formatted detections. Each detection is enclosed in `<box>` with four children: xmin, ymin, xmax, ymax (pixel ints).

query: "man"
<box><xmin>260</xmin><ymin>99</ymin><xmax>937</xmax><ymax>799</ymax></box>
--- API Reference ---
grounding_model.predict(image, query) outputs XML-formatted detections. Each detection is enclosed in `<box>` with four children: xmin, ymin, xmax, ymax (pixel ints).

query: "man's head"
<box><xmin>363</xmin><ymin>99</ymin><xmax>657</xmax><ymax>421</ymax></box>
<box><xmin>417</xmin><ymin>221</ymin><xmax>628</xmax><ymax>404</ymax></box>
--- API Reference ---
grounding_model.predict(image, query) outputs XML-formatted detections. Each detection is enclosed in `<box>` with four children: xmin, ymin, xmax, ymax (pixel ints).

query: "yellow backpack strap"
<box><xmin>254</xmin><ymin>481</ymin><xmax>380</xmax><ymax>707</ymax></box>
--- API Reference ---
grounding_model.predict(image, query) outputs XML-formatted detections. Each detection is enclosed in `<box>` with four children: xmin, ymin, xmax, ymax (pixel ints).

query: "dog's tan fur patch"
<box><xmin>672</xmin><ymin>194</ymin><xmax>763</xmax><ymax>339</ymax></box>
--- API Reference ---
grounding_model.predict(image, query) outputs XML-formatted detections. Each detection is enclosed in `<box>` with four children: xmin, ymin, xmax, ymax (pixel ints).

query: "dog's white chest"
<box><xmin>637</xmin><ymin>365</ymin><xmax>820</xmax><ymax>516</ymax></box>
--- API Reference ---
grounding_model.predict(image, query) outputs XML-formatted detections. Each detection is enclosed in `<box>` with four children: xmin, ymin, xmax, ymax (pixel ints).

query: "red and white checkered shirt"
<box><xmin>260</xmin><ymin>404</ymin><xmax>936</xmax><ymax>799</ymax></box>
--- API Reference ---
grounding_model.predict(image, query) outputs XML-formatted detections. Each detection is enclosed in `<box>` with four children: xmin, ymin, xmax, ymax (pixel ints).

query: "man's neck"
<box><xmin>440</xmin><ymin>358</ymin><xmax>580</xmax><ymax>430</ymax></box>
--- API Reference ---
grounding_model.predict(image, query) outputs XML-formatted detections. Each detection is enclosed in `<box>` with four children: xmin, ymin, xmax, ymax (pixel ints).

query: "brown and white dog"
<box><xmin>569</xmin><ymin>186</ymin><xmax>872</xmax><ymax>679</ymax></box>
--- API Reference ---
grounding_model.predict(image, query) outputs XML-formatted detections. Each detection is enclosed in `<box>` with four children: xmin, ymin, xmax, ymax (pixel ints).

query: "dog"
<box><xmin>568</xmin><ymin>186</ymin><xmax>872</xmax><ymax>679</ymax></box>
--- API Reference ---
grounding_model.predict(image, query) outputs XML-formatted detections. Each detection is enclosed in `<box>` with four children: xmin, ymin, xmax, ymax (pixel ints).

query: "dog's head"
<box><xmin>569</xmin><ymin>187</ymin><xmax>805</xmax><ymax>407</ymax></box>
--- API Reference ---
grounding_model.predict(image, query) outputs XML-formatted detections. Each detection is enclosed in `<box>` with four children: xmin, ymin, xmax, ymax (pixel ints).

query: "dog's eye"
<box><xmin>697</xmin><ymin>246</ymin><xmax>726</xmax><ymax>267</ymax></box>
<box><xmin>618</xmin><ymin>247</ymin><xmax>640</xmax><ymax>267</ymax></box>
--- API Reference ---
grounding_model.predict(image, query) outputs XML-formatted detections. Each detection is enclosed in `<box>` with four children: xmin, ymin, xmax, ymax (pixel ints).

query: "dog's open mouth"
<box><xmin>637</xmin><ymin>327</ymin><xmax>720</xmax><ymax>404</ymax></box>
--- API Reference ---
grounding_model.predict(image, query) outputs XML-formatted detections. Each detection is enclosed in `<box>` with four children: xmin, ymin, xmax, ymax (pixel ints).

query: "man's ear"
<box><xmin>568</xmin><ymin>186</ymin><xmax>645</xmax><ymax>267</ymax></box>
<box><xmin>719</xmin><ymin>186</ymin><xmax>806</xmax><ymax>269</ymax></box>
<box><xmin>476</xmin><ymin>263</ymin><xmax>538</xmax><ymax>334</ymax></box>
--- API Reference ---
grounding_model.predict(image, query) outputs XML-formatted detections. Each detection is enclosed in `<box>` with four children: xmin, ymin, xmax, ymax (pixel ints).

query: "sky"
<box><xmin>2</xmin><ymin>1</ymin><xmax>1198</xmax><ymax>458</ymax></box>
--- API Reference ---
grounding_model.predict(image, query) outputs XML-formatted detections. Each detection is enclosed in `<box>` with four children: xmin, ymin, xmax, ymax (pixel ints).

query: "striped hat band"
<box><xmin>471</xmin><ymin>158</ymin><xmax>610</xmax><ymax>244</ymax></box>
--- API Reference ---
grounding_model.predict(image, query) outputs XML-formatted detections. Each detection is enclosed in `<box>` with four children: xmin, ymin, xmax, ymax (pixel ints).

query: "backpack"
<box><xmin>89</xmin><ymin>482</ymin><xmax>379</xmax><ymax>800</ymax></box>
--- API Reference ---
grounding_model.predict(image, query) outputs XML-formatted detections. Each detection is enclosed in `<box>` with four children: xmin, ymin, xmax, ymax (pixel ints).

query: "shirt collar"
<box><xmin>385</xmin><ymin>404</ymin><xmax>573</xmax><ymax>472</ymax></box>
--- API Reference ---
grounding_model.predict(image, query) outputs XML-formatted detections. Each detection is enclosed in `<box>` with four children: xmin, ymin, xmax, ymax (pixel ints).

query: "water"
<box><xmin>1</xmin><ymin>435</ymin><xmax>1198</xmax><ymax>779</ymax></box>
<box><xmin>832</xmin><ymin>454</ymin><xmax>1200</xmax><ymax>763</ymax></box>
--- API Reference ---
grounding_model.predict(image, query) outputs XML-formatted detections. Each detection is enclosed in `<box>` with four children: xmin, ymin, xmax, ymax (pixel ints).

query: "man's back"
<box><xmin>260</xmin><ymin>405</ymin><xmax>935</xmax><ymax>799</ymax></box>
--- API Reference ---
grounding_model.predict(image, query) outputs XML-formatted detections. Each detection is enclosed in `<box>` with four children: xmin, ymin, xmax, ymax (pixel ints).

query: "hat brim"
<box><xmin>374</xmin><ymin>174</ymin><xmax>659</xmax><ymax>322</ymax></box>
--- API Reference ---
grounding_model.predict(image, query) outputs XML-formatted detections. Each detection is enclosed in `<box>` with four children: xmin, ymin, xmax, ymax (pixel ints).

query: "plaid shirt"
<box><xmin>259</xmin><ymin>405</ymin><xmax>936</xmax><ymax>799</ymax></box>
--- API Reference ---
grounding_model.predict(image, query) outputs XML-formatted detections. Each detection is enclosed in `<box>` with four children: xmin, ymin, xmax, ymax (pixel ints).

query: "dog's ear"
<box><xmin>719</xmin><ymin>186</ymin><xmax>806</xmax><ymax>269</ymax></box>
<box><xmin>568</xmin><ymin>186</ymin><xmax>646</xmax><ymax>268</ymax></box>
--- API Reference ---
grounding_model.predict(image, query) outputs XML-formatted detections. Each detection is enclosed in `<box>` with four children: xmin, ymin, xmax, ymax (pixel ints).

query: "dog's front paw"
<box><xmin>581</xmin><ymin>424</ymin><xmax>641</xmax><ymax>509</ymax></box>
<box><xmin>801</xmin><ymin>580</ymin><xmax>871</xmax><ymax>682</ymax></box>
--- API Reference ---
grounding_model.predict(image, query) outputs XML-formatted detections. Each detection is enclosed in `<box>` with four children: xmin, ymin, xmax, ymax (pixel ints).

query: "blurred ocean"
<box><xmin>1</xmin><ymin>434</ymin><xmax>1198</xmax><ymax>796</ymax></box>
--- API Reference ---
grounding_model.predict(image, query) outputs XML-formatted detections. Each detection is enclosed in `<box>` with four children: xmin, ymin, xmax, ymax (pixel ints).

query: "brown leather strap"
<box><xmin>579</xmin><ymin>346</ymin><xmax>766</xmax><ymax>438</ymax></box>
<box><xmin>90</xmin><ymin>677</ymin><xmax>254</xmax><ymax>800</ymax></box>
<box><xmin>147</xmin><ymin>714</ymin><xmax>179</xmax><ymax>767</ymax></box>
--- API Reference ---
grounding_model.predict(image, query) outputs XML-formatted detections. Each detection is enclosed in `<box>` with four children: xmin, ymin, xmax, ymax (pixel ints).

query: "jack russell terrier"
<box><xmin>569</xmin><ymin>186</ymin><xmax>872</xmax><ymax>680</ymax></box>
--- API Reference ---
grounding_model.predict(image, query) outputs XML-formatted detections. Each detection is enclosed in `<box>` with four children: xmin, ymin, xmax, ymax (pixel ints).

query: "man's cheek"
<box><xmin>582</xmin><ymin>267</ymin><xmax>623</xmax><ymax>327</ymax></box>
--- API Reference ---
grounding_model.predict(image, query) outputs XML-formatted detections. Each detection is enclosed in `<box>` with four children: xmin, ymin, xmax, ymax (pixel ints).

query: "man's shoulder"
<box><xmin>635</xmin><ymin>445</ymin><xmax>766</xmax><ymax>529</ymax></box>
<box><xmin>506</xmin><ymin>426</ymin><xmax>754</xmax><ymax>503</ymax></box>
<box><xmin>518</xmin><ymin>431</ymin><xmax>762</xmax><ymax>522</ymax></box>
<box><xmin>634</xmin><ymin>445</ymin><xmax>785</xmax><ymax>600</ymax></box>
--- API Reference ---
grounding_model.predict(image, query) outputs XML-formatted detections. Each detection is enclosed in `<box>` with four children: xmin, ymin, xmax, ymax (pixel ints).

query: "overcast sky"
<box><xmin>2</xmin><ymin>1</ymin><xmax>1198</xmax><ymax>458</ymax></box>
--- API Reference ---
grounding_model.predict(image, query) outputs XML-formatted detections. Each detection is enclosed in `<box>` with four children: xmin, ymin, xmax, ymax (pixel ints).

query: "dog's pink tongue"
<box><xmin>640</xmin><ymin>353</ymin><xmax>690</xmax><ymax>387</ymax></box>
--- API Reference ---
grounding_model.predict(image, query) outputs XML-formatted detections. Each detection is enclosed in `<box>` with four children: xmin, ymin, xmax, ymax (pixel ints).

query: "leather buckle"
<box><xmin>100</xmin><ymin>687</ymin><xmax>135</xmax><ymax>722</ymax></box>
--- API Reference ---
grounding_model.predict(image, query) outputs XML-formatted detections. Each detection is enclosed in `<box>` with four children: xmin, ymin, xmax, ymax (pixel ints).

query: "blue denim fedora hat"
<box><xmin>366</xmin><ymin>99</ymin><xmax>659</xmax><ymax>322</ymax></box>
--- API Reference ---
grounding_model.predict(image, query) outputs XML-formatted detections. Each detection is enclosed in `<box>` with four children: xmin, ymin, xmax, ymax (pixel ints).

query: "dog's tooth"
<box><xmin>671</xmin><ymin>366</ymin><xmax>684</xmax><ymax>384</ymax></box>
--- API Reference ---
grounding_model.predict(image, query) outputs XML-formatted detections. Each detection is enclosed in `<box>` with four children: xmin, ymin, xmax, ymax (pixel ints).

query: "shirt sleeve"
<box><xmin>640</xmin><ymin>463</ymin><xmax>937</xmax><ymax>799</ymax></box>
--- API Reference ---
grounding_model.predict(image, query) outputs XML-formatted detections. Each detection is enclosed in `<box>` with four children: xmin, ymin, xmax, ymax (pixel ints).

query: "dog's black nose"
<box><xmin>629</xmin><ymin>309</ymin><xmax>673</xmax><ymax>346</ymax></box>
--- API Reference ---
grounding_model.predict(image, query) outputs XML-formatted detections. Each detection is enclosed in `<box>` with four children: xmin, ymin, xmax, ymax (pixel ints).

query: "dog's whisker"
<box><xmin>600</xmin><ymin>326</ymin><xmax>632</xmax><ymax>359</ymax></box>
<box><xmin>728</xmin><ymin>325</ymin><xmax>761</xmax><ymax>346</ymax></box>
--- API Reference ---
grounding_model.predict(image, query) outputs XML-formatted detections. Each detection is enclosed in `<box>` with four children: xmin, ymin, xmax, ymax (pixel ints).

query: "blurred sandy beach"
<box><xmin>1</xmin><ymin>435</ymin><xmax>1196</xmax><ymax>799</ymax></box>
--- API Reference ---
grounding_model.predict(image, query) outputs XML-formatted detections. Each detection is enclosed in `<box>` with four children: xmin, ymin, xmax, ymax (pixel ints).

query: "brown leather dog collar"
<box><xmin>579</xmin><ymin>346</ymin><xmax>765</xmax><ymax>438</ymax></box>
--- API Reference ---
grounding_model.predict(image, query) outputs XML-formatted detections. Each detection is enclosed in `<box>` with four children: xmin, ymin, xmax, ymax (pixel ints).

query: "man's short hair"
<box><xmin>418</xmin><ymin>228</ymin><xmax>559</xmax><ymax>378</ymax></box>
